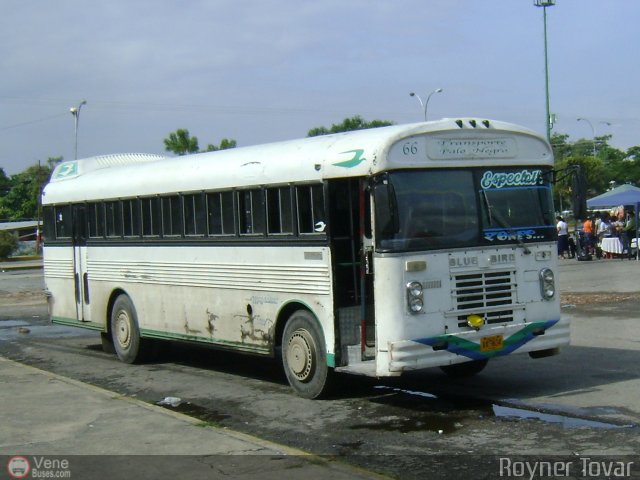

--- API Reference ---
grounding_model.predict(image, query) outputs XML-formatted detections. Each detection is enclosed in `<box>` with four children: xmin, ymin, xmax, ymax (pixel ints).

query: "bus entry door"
<box><xmin>72</xmin><ymin>205</ymin><xmax>91</xmax><ymax>322</ymax></box>
<box><xmin>329</xmin><ymin>179</ymin><xmax>375</xmax><ymax>362</ymax></box>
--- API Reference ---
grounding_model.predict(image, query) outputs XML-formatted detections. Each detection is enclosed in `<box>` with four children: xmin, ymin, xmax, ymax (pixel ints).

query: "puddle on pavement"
<box><xmin>0</xmin><ymin>322</ymin><xmax>92</xmax><ymax>340</ymax></box>
<box><xmin>335</xmin><ymin>440</ymin><xmax>364</xmax><ymax>450</ymax></box>
<box><xmin>158</xmin><ymin>401</ymin><xmax>231</xmax><ymax>425</ymax></box>
<box><xmin>350</xmin><ymin>414</ymin><xmax>463</xmax><ymax>435</ymax></box>
<box><xmin>492</xmin><ymin>405</ymin><xmax>635</xmax><ymax>429</ymax></box>
<box><xmin>0</xmin><ymin>320</ymin><xmax>30</xmax><ymax>328</ymax></box>
<box><xmin>351</xmin><ymin>386</ymin><xmax>636</xmax><ymax>435</ymax></box>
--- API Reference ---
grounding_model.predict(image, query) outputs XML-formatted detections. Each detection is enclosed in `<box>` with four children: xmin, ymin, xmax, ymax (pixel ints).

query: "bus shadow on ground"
<box><xmin>85</xmin><ymin>337</ymin><xmax>640</xmax><ymax>422</ymax></box>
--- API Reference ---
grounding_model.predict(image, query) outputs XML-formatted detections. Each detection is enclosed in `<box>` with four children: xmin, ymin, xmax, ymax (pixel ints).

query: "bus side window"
<box><xmin>266</xmin><ymin>186</ymin><xmax>293</xmax><ymax>235</ymax></box>
<box><xmin>297</xmin><ymin>184</ymin><xmax>325</xmax><ymax>234</ymax></box>
<box><xmin>87</xmin><ymin>202</ymin><xmax>105</xmax><ymax>238</ymax></box>
<box><xmin>105</xmin><ymin>201</ymin><xmax>123</xmax><ymax>238</ymax></box>
<box><xmin>141</xmin><ymin>197</ymin><xmax>161</xmax><ymax>237</ymax></box>
<box><xmin>184</xmin><ymin>193</ymin><xmax>206</xmax><ymax>237</ymax></box>
<box><xmin>123</xmin><ymin>199</ymin><xmax>141</xmax><ymax>238</ymax></box>
<box><xmin>238</xmin><ymin>189</ymin><xmax>265</xmax><ymax>235</ymax></box>
<box><xmin>162</xmin><ymin>196</ymin><xmax>183</xmax><ymax>237</ymax></box>
<box><xmin>54</xmin><ymin>205</ymin><xmax>73</xmax><ymax>239</ymax></box>
<box><xmin>207</xmin><ymin>191</ymin><xmax>235</xmax><ymax>236</ymax></box>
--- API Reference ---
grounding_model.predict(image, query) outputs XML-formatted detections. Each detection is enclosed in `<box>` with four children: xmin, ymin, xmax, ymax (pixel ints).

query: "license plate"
<box><xmin>480</xmin><ymin>334</ymin><xmax>504</xmax><ymax>352</ymax></box>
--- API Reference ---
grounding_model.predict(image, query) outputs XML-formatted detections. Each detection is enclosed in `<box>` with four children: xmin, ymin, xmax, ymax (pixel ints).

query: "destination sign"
<box><xmin>428</xmin><ymin>137</ymin><xmax>517</xmax><ymax>160</ymax></box>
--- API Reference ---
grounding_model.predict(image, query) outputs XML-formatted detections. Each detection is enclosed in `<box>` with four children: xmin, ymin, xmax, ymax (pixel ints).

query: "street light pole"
<box><xmin>409</xmin><ymin>88</ymin><xmax>443</xmax><ymax>121</ymax></box>
<box><xmin>534</xmin><ymin>0</ymin><xmax>555</xmax><ymax>143</ymax></box>
<box><xmin>577</xmin><ymin>117</ymin><xmax>596</xmax><ymax>157</ymax></box>
<box><xmin>70</xmin><ymin>100</ymin><xmax>87</xmax><ymax>160</ymax></box>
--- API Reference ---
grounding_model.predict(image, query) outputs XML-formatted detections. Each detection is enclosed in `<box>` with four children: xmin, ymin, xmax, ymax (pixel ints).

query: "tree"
<box><xmin>307</xmin><ymin>115</ymin><xmax>394</xmax><ymax>137</ymax></box>
<box><xmin>553</xmin><ymin>155</ymin><xmax>606</xmax><ymax>207</ymax></box>
<box><xmin>0</xmin><ymin>168</ymin><xmax>11</xmax><ymax>196</ymax></box>
<box><xmin>163</xmin><ymin>129</ymin><xmax>199</xmax><ymax>156</ymax></box>
<box><xmin>47</xmin><ymin>156</ymin><xmax>64</xmax><ymax>170</ymax></box>
<box><xmin>550</xmin><ymin>132</ymin><xmax>572</xmax><ymax>160</ymax></box>
<box><xmin>164</xmin><ymin>129</ymin><xmax>237</xmax><ymax>155</ymax></box>
<box><xmin>0</xmin><ymin>163</ymin><xmax>53</xmax><ymax>220</ymax></box>
<box><xmin>204</xmin><ymin>138</ymin><xmax>237</xmax><ymax>152</ymax></box>
<box><xmin>0</xmin><ymin>231</ymin><xmax>18</xmax><ymax>259</ymax></box>
<box><xmin>626</xmin><ymin>146</ymin><xmax>640</xmax><ymax>163</ymax></box>
<box><xmin>550</xmin><ymin>132</ymin><xmax>638</xmax><ymax>210</ymax></box>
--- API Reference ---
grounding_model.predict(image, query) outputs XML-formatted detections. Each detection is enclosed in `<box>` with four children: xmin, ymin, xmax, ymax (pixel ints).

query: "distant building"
<box><xmin>0</xmin><ymin>220</ymin><xmax>42</xmax><ymax>255</ymax></box>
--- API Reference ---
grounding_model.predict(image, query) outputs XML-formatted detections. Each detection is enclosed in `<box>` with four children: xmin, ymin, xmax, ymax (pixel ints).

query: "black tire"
<box><xmin>110</xmin><ymin>294</ymin><xmax>144</xmax><ymax>364</ymax></box>
<box><xmin>440</xmin><ymin>359</ymin><xmax>489</xmax><ymax>378</ymax></box>
<box><xmin>282</xmin><ymin>310</ymin><xmax>332</xmax><ymax>399</ymax></box>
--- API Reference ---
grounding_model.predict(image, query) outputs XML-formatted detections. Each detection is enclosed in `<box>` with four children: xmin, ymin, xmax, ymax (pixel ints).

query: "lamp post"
<box><xmin>577</xmin><ymin>117</ymin><xmax>596</xmax><ymax>157</ymax></box>
<box><xmin>409</xmin><ymin>88</ymin><xmax>443</xmax><ymax>121</ymax></box>
<box><xmin>534</xmin><ymin>0</ymin><xmax>555</xmax><ymax>143</ymax></box>
<box><xmin>70</xmin><ymin>100</ymin><xmax>87</xmax><ymax>160</ymax></box>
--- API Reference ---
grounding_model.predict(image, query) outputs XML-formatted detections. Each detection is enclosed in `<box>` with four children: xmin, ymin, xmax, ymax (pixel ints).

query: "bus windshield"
<box><xmin>376</xmin><ymin>167</ymin><xmax>555</xmax><ymax>252</ymax></box>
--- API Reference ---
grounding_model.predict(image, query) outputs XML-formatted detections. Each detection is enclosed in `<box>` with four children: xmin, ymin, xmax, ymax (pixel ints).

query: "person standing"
<box><xmin>583</xmin><ymin>216</ymin><xmax>594</xmax><ymax>255</ymax></box>
<box><xmin>623</xmin><ymin>208</ymin><xmax>636</xmax><ymax>259</ymax></box>
<box><xmin>556</xmin><ymin>215</ymin><xmax>569</xmax><ymax>259</ymax></box>
<box><xmin>596</xmin><ymin>212</ymin><xmax>612</xmax><ymax>258</ymax></box>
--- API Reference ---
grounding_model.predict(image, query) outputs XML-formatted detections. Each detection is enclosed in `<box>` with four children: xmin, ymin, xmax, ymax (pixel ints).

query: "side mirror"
<box><xmin>373</xmin><ymin>177</ymin><xmax>399</xmax><ymax>236</ymax></box>
<box><xmin>571</xmin><ymin>165</ymin><xmax>587</xmax><ymax>220</ymax></box>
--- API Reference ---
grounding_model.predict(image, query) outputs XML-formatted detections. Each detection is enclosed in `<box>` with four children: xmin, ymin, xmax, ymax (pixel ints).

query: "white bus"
<box><xmin>42</xmin><ymin>119</ymin><xmax>571</xmax><ymax>398</ymax></box>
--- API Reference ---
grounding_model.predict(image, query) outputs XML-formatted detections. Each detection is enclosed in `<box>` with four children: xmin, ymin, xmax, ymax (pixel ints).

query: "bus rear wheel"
<box><xmin>282</xmin><ymin>310</ymin><xmax>332</xmax><ymax>399</ymax></box>
<box><xmin>440</xmin><ymin>359</ymin><xmax>488</xmax><ymax>378</ymax></box>
<box><xmin>110</xmin><ymin>294</ymin><xmax>144</xmax><ymax>364</ymax></box>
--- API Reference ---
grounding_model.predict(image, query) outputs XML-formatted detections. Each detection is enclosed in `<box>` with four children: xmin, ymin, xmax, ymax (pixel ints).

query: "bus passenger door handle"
<box><xmin>83</xmin><ymin>273</ymin><xmax>90</xmax><ymax>304</ymax></box>
<box><xmin>74</xmin><ymin>273</ymin><xmax>81</xmax><ymax>303</ymax></box>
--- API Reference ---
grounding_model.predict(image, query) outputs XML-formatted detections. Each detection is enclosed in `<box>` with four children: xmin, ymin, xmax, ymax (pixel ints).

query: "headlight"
<box><xmin>406</xmin><ymin>281</ymin><xmax>424</xmax><ymax>314</ymax></box>
<box><xmin>407</xmin><ymin>281</ymin><xmax>423</xmax><ymax>297</ymax></box>
<box><xmin>409</xmin><ymin>297</ymin><xmax>424</xmax><ymax>313</ymax></box>
<box><xmin>539</xmin><ymin>268</ymin><xmax>555</xmax><ymax>300</ymax></box>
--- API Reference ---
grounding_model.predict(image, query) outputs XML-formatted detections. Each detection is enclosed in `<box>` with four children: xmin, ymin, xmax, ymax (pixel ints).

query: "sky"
<box><xmin>1</xmin><ymin>0</ymin><xmax>639</xmax><ymax>175</ymax></box>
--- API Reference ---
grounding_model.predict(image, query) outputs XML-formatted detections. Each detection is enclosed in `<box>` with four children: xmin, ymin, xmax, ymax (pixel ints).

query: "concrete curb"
<box><xmin>0</xmin><ymin>260</ymin><xmax>43</xmax><ymax>271</ymax></box>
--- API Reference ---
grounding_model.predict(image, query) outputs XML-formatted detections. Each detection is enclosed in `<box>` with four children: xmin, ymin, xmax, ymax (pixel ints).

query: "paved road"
<box><xmin>558</xmin><ymin>257</ymin><xmax>640</xmax><ymax>294</ymax></box>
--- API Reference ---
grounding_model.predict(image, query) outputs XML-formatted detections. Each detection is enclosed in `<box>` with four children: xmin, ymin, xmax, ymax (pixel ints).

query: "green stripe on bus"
<box><xmin>326</xmin><ymin>353</ymin><xmax>335</xmax><ymax>368</ymax></box>
<box><xmin>52</xmin><ymin>316</ymin><xmax>104</xmax><ymax>331</ymax></box>
<box><xmin>416</xmin><ymin>320</ymin><xmax>559</xmax><ymax>360</ymax></box>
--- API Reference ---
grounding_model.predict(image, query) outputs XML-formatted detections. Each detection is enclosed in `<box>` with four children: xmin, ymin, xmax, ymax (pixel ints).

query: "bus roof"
<box><xmin>42</xmin><ymin>118</ymin><xmax>552</xmax><ymax>204</ymax></box>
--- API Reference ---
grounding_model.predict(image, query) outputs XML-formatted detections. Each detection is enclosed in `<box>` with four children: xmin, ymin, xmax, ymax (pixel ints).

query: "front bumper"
<box><xmin>388</xmin><ymin>317</ymin><xmax>569</xmax><ymax>372</ymax></box>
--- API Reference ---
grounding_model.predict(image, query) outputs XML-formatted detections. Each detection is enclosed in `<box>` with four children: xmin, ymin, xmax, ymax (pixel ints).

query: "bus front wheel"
<box><xmin>282</xmin><ymin>310</ymin><xmax>332</xmax><ymax>399</ymax></box>
<box><xmin>110</xmin><ymin>294</ymin><xmax>144</xmax><ymax>364</ymax></box>
<box><xmin>440</xmin><ymin>359</ymin><xmax>489</xmax><ymax>378</ymax></box>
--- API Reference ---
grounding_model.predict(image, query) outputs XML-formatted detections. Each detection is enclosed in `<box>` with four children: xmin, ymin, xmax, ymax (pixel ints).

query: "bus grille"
<box><xmin>452</xmin><ymin>270</ymin><xmax>516</xmax><ymax>327</ymax></box>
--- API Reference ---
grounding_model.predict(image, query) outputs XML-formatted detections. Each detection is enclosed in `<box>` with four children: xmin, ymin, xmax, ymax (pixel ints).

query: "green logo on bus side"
<box><xmin>333</xmin><ymin>149</ymin><xmax>366</xmax><ymax>168</ymax></box>
<box><xmin>54</xmin><ymin>161</ymin><xmax>78</xmax><ymax>179</ymax></box>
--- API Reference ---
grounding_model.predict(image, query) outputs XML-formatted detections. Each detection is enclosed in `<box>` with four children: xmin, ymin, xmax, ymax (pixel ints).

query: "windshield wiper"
<box><xmin>481</xmin><ymin>190</ymin><xmax>531</xmax><ymax>255</ymax></box>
